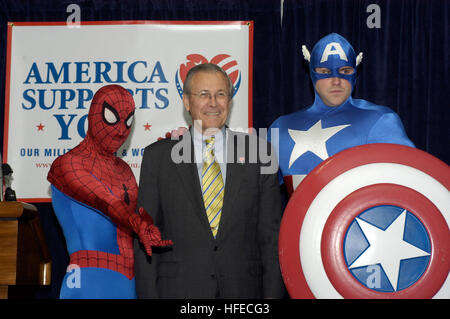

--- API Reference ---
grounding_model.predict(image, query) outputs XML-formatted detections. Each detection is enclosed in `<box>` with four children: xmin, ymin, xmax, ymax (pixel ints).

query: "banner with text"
<box><xmin>4</xmin><ymin>21</ymin><xmax>253</xmax><ymax>201</ymax></box>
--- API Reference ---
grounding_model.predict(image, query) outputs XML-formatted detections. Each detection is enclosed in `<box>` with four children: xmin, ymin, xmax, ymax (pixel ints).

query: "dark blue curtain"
<box><xmin>0</xmin><ymin>0</ymin><xmax>448</xmax><ymax>298</ymax></box>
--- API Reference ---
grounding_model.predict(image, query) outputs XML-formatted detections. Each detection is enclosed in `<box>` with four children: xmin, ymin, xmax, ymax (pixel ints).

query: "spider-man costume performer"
<box><xmin>48</xmin><ymin>84</ymin><xmax>172</xmax><ymax>299</ymax></box>
<box><xmin>269</xmin><ymin>33</ymin><xmax>415</xmax><ymax>194</ymax></box>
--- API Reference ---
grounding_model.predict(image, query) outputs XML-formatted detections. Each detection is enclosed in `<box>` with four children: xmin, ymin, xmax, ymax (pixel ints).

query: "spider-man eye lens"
<box><xmin>125</xmin><ymin>111</ymin><xmax>135</xmax><ymax>128</ymax></box>
<box><xmin>103</xmin><ymin>101</ymin><xmax>119</xmax><ymax>125</ymax></box>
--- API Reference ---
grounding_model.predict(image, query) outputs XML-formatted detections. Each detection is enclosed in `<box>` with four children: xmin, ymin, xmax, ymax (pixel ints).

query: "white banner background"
<box><xmin>4</xmin><ymin>21</ymin><xmax>252</xmax><ymax>201</ymax></box>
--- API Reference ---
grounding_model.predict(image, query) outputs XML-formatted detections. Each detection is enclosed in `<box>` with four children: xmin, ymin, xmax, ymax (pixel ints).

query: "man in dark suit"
<box><xmin>134</xmin><ymin>63</ymin><xmax>285</xmax><ymax>298</ymax></box>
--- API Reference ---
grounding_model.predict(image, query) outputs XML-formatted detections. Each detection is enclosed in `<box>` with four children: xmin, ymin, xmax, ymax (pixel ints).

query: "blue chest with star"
<box><xmin>269</xmin><ymin>97</ymin><xmax>414</xmax><ymax>182</ymax></box>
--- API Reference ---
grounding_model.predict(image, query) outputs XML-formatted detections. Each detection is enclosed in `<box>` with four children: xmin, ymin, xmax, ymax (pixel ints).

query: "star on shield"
<box><xmin>349</xmin><ymin>210</ymin><xmax>430</xmax><ymax>291</ymax></box>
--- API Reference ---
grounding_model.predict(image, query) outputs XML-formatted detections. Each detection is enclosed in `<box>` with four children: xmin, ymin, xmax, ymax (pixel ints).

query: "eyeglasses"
<box><xmin>190</xmin><ymin>90</ymin><xmax>230</xmax><ymax>102</ymax></box>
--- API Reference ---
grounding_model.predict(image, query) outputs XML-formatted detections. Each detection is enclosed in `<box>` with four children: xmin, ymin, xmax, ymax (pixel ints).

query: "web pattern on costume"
<box><xmin>48</xmin><ymin>85</ymin><xmax>171</xmax><ymax>279</ymax></box>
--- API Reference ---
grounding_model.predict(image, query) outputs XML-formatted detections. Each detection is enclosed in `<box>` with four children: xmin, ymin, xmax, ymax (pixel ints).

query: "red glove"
<box><xmin>133</xmin><ymin>207</ymin><xmax>173</xmax><ymax>256</ymax></box>
<box><xmin>157</xmin><ymin>126</ymin><xmax>189</xmax><ymax>141</ymax></box>
<box><xmin>170</xmin><ymin>126</ymin><xmax>188</xmax><ymax>139</ymax></box>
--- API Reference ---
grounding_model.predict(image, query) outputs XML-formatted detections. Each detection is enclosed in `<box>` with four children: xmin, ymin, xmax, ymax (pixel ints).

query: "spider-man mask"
<box><xmin>87</xmin><ymin>85</ymin><xmax>135</xmax><ymax>154</ymax></box>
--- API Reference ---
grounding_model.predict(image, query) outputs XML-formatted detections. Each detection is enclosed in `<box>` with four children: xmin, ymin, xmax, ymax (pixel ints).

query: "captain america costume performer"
<box><xmin>48</xmin><ymin>85</ymin><xmax>172</xmax><ymax>298</ymax></box>
<box><xmin>269</xmin><ymin>33</ymin><xmax>415</xmax><ymax>194</ymax></box>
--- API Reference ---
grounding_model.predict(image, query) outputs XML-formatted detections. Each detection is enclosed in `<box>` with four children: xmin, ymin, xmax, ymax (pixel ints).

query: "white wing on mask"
<box><xmin>301</xmin><ymin>45</ymin><xmax>311</xmax><ymax>62</ymax></box>
<box><xmin>356</xmin><ymin>52</ymin><xmax>363</xmax><ymax>66</ymax></box>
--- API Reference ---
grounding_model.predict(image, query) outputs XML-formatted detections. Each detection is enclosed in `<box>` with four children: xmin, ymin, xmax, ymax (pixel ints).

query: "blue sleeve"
<box><xmin>367</xmin><ymin>112</ymin><xmax>415</xmax><ymax>147</ymax></box>
<box><xmin>268</xmin><ymin>119</ymin><xmax>284</xmax><ymax>185</ymax></box>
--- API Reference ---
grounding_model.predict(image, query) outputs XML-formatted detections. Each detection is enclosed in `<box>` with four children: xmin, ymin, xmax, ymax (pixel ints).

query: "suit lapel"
<box><xmin>173</xmin><ymin>134</ymin><xmax>215</xmax><ymax>241</ymax></box>
<box><xmin>215</xmin><ymin>131</ymin><xmax>248</xmax><ymax>243</ymax></box>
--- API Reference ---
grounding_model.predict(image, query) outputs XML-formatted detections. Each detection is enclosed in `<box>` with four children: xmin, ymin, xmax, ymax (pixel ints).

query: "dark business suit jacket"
<box><xmin>134</xmin><ymin>129</ymin><xmax>285</xmax><ymax>298</ymax></box>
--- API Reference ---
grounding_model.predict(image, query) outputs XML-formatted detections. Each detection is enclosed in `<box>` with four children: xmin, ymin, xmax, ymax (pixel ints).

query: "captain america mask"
<box><xmin>309</xmin><ymin>33</ymin><xmax>358</xmax><ymax>90</ymax></box>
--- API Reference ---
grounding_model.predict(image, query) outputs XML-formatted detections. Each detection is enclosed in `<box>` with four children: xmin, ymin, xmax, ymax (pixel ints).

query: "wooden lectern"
<box><xmin>0</xmin><ymin>201</ymin><xmax>51</xmax><ymax>298</ymax></box>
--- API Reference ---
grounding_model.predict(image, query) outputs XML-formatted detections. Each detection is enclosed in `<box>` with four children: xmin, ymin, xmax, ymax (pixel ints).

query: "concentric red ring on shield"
<box><xmin>321</xmin><ymin>184</ymin><xmax>449</xmax><ymax>298</ymax></box>
<box><xmin>278</xmin><ymin>143</ymin><xmax>450</xmax><ymax>299</ymax></box>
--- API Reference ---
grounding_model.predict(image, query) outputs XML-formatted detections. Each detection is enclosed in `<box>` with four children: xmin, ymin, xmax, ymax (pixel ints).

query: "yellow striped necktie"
<box><xmin>202</xmin><ymin>136</ymin><xmax>224</xmax><ymax>237</ymax></box>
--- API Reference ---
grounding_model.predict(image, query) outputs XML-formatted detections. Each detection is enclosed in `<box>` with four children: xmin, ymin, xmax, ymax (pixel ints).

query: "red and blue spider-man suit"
<box><xmin>48</xmin><ymin>84</ymin><xmax>172</xmax><ymax>299</ymax></box>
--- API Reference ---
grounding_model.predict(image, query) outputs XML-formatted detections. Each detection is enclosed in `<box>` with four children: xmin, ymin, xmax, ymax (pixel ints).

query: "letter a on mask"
<box><xmin>320</xmin><ymin>42</ymin><xmax>348</xmax><ymax>63</ymax></box>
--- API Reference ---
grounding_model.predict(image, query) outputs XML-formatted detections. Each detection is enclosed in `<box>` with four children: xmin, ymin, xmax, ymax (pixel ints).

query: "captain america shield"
<box><xmin>278</xmin><ymin>143</ymin><xmax>450</xmax><ymax>299</ymax></box>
